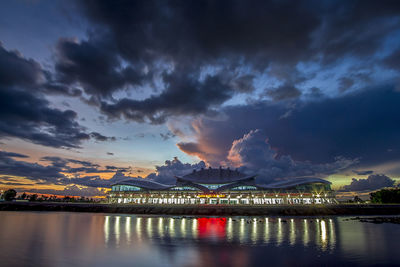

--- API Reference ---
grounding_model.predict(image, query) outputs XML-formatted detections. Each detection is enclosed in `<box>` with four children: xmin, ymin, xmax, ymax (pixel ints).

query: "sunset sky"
<box><xmin>1</xmin><ymin>0</ymin><xmax>400</xmax><ymax>198</ymax></box>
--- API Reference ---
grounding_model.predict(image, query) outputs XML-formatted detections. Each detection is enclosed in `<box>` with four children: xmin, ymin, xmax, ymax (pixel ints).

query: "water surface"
<box><xmin>0</xmin><ymin>212</ymin><xmax>399</xmax><ymax>266</ymax></box>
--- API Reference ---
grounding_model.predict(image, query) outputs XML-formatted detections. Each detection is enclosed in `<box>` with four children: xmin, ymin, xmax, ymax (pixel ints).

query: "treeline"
<box><xmin>0</xmin><ymin>189</ymin><xmax>99</xmax><ymax>203</ymax></box>
<box><xmin>370</xmin><ymin>188</ymin><xmax>400</xmax><ymax>204</ymax></box>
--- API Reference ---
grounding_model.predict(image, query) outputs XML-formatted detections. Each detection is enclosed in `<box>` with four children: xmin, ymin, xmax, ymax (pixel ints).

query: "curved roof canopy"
<box><xmin>112</xmin><ymin>178</ymin><xmax>173</xmax><ymax>190</ymax></box>
<box><xmin>112</xmin><ymin>172</ymin><xmax>331</xmax><ymax>192</ymax></box>
<box><xmin>177</xmin><ymin>167</ymin><xmax>255</xmax><ymax>184</ymax></box>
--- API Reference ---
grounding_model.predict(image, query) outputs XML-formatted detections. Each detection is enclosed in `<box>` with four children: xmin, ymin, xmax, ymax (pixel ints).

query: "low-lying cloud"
<box><xmin>342</xmin><ymin>174</ymin><xmax>396</xmax><ymax>192</ymax></box>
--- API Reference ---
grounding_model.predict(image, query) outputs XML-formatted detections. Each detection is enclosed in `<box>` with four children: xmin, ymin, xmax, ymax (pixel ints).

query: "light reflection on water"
<box><xmin>0</xmin><ymin>212</ymin><xmax>400</xmax><ymax>266</ymax></box>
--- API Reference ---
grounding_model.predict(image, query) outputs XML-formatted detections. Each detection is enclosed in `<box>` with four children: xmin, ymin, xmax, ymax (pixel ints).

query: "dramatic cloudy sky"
<box><xmin>1</xmin><ymin>0</ymin><xmax>400</xmax><ymax>198</ymax></box>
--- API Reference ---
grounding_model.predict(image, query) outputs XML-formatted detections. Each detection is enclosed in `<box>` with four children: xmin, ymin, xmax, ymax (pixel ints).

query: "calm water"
<box><xmin>0</xmin><ymin>212</ymin><xmax>399</xmax><ymax>266</ymax></box>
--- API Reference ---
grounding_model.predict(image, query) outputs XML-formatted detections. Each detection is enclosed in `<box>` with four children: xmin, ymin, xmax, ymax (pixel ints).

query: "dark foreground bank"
<box><xmin>1</xmin><ymin>202</ymin><xmax>400</xmax><ymax>216</ymax></box>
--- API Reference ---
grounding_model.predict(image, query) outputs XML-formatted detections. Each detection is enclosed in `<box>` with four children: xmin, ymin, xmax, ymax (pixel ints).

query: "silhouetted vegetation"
<box><xmin>344</xmin><ymin>195</ymin><xmax>365</xmax><ymax>203</ymax></box>
<box><xmin>370</xmin><ymin>188</ymin><xmax>400</xmax><ymax>204</ymax></box>
<box><xmin>2</xmin><ymin>189</ymin><xmax>100</xmax><ymax>203</ymax></box>
<box><xmin>2</xmin><ymin>189</ymin><xmax>17</xmax><ymax>201</ymax></box>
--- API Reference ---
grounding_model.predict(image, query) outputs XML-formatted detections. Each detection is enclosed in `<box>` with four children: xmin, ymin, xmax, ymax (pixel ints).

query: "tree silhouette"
<box><xmin>3</xmin><ymin>189</ymin><xmax>17</xmax><ymax>201</ymax></box>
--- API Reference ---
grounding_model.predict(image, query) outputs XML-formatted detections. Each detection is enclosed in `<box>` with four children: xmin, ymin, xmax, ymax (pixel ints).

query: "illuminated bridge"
<box><xmin>108</xmin><ymin>167</ymin><xmax>336</xmax><ymax>205</ymax></box>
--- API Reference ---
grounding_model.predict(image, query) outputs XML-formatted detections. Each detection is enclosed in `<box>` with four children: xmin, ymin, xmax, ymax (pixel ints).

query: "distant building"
<box><xmin>108</xmin><ymin>167</ymin><xmax>336</xmax><ymax>205</ymax></box>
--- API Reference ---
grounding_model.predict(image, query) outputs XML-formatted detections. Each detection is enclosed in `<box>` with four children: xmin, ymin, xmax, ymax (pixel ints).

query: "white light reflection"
<box><xmin>320</xmin><ymin>220</ymin><xmax>328</xmax><ymax>251</ymax></box>
<box><xmin>192</xmin><ymin>218</ymin><xmax>198</xmax><ymax>239</ymax></box>
<box><xmin>289</xmin><ymin>219</ymin><xmax>295</xmax><ymax>246</ymax></box>
<box><xmin>329</xmin><ymin>219</ymin><xmax>336</xmax><ymax>250</ymax></box>
<box><xmin>136</xmin><ymin>217</ymin><xmax>142</xmax><ymax>241</ymax></box>
<box><xmin>264</xmin><ymin>218</ymin><xmax>270</xmax><ymax>244</ymax></box>
<box><xmin>158</xmin><ymin>217</ymin><xmax>164</xmax><ymax>239</ymax></box>
<box><xmin>239</xmin><ymin>218</ymin><xmax>245</xmax><ymax>243</ymax></box>
<box><xmin>227</xmin><ymin>218</ymin><xmax>233</xmax><ymax>242</ymax></box>
<box><xmin>115</xmin><ymin>216</ymin><xmax>120</xmax><ymax>247</ymax></box>
<box><xmin>251</xmin><ymin>218</ymin><xmax>257</xmax><ymax>244</ymax></box>
<box><xmin>169</xmin><ymin>218</ymin><xmax>175</xmax><ymax>238</ymax></box>
<box><xmin>315</xmin><ymin>219</ymin><xmax>321</xmax><ymax>249</ymax></box>
<box><xmin>303</xmin><ymin>219</ymin><xmax>309</xmax><ymax>246</ymax></box>
<box><xmin>104</xmin><ymin>215</ymin><xmax>110</xmax><ymax>246</ymax></box>
<box><xmin>181</xmin><ymin>218</ymin><xmax>186</xmax><ymax>238</ymax></box>
<box><xmin>126</xmin><ymin>217</ymin><xmax>131</xmax><ymax>245</ymax></box>
<box><xmin>277</xmin><ymin>218</ymin><xmax>283</xmax><ymax>246</ymax></box>
<box><xmin>147</xmin><ymin>217</ymin><xmax>152</xmax><ymax>238</ymax></box>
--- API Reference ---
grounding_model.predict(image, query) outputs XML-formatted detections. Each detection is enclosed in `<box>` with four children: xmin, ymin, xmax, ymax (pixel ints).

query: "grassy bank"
<box><xmin>1</xmin><ymin>202</ymin><xmax>400</xmax><ymax>216</ymax></box>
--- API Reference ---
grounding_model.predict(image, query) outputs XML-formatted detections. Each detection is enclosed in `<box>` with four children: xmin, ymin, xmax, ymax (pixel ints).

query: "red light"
<box><xmin>197</xmin><ymin>217</ymin><xmax>227</xmax><ymax>239</ymax></box>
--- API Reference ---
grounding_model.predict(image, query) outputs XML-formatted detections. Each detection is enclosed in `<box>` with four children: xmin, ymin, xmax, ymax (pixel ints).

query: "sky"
<box><xmin>1</xmin><ymin>0</ymin><xmax>400</xmax><ymax>198</ymax></box>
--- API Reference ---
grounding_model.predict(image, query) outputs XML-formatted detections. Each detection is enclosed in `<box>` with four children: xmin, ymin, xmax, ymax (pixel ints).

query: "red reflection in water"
<box><xmin>197</xmin><ymin>218</ymin><xmax>226</xmax><ymax>239</ymax></box>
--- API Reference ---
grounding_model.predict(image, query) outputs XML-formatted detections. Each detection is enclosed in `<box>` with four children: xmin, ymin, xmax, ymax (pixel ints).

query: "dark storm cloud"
<box><xmin>47</xmin><ymin>0</ymin><xmax>400</xmax><ymax>123</ymax></box>
<box><xmin>55</xmin><ymin>37</ymin><xmax>147</xmax><ymax>98</ymax></box>
<box><xmin>0</xmin><ymin>151</ymin><xmax>65</xmax><ymax>183</ymax></box>
<box><xmin>160</xmin><ymin>132</ymin><xmax>176</xmax><ymax>141</ymax></box>
<box><xmin>0</xmin><ymin>43</ymin><xmax>44</xmax><ymax>87</ymax></box>
<box><xmin>383</xmin><ymin>48</ymin><xmax>400</xmax><ymax>71</ymax></box>
<box><xmin>77</xmin><ymin>0</ymin><xmax>400</xmax><ymax>67</ymax></box>
<box><xmin>352</xmin><ymin>170</ymin><xmax>374</xmax><ymax>175</ymax></box>
<box><xmin>265</xmin><ymin>84</ymin><xmax>302</xmax><ymax>101</ymax></box>
<box><xmin>0</xmin><ymin>86</ymin><xmax>91</xmax><ymax>148</ymax></box>
<box><xmin>341</xmin><ymin>174</ymin><xmax>396</xmax><ymax>192</ymax></box>
<box><xmin>338</xmin><ymin>77</ymin><xmax>355</xmax><ymax>92</ymax></box>
<box><xmin>177</xmin><ymin>86</ymin><xmax>400</xmax><ymax>167</ymax></box>
<box><xmin>78</xmin><ymin>0</ymin><xmax>319</xmax><ymax>66</ymax></box>
<box><xmin>67</xmin><ymin>158</ymin><xmax>100</xmax><ymax>167</ymax></box>
<box><xmin>66</xmin><ymin>170</ymin><xmax>133</xmax><ymax>187</ymax></box>
<box><xmin>0</xmin><ymin>151</ymin><xmax>29</xmax><ymax>159</ymax></box>
<box><xmin>0</xmin><ymin>151</ymin><xmax>132</xmax><ymax>188</ymax></box>
<box><xmin>99</xmin><ymin>72</ymin><xmax>240</xmax><ymax>123</ymax></box>
<box><xmin>227</xmin><ymin>129</ymin><xmax>355</xmax><ymax>183</ymax></box>
<box><xmin>40</xmin><ymin>156</ymin><xmax>124</xmax><ymax>174</ymax></box>
<box><xmin>104</xmin><ymin>165</ymin><xmax>130</xmax><ymax>172</ymax></box>
<box><xmin>0</xmin><ymin>45</ymin><xmax>116</xmax><ymax>148</ymax></box>
<box><xmin>315</xmin><ymin>1</ymin><xmax>400</xmax><ymax>63</ymax></box>
<box><xmin>90</xmin><ymin>132</ymin><xmax>116</xmax><ymax>142</ymax></box>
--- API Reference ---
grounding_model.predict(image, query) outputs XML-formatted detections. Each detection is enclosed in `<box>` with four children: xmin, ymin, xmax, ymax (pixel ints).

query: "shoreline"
<box><xmin>1</xmin><ymin>202</ymin><xmax>400</xmax><ymax>216</ymax></box>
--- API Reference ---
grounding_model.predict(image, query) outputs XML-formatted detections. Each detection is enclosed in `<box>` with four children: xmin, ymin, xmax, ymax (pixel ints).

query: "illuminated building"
<box><xmin>108</xmin><ymin>167</ymin><xmax>336</xmax><ymax>205</ymax></box>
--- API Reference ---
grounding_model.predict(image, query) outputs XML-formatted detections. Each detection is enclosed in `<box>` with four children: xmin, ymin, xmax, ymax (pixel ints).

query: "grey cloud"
<box><xmin>90</xmin><ymin>132</ymin><xmax>116</xmax><ymax>142</ymax></box>
<box><xmin>177</xmin><ymin>86</ymin><xmax>400</xmax><ymax>169</ymax></box>
<box><xmin>146</xmin><ymin>157</ymin><xmax>206</xmax><ymax>184</ymax></box>
<box><xmin>338</xmin><ymin>77</ymin><xmax>354</xmax><ymax>92</ymax></box>
<box><xmin>0</xmin><ymin>45</ymin><xmax>111</xmax><ymax>148</ymax></box>
<box><xmin>265</xmin><ymin>84</ymin><xmax>302</xmax><ymax>101</ymax></box>
<box><xmin>0</xmin><ymin>151</ymin><xmax>29</xmax><ymax>158</ymax></box>
<box><xmin>45</xmin><ymin>0</ymin><xmax>400</xmax><ymax>123</ymax></box>
<box><xmin>99</xmin><ymin>72</ymin><xmax>238</xmax><ymax>124</ymax></box>
<box><xmin>383</xmin><ymin>48</ymin><xmax>400</xmax><ymax>71</ymax></box>
<box><xmin>160</xmin><ymin>132</ymin><xmax>176</xmax><ymax>141</ymax></box>
<box><xmin>352</xmin><ymin>170</ymin><xmax>374</xmax><ymax>175</ymax></box>
<box><xmin>342</xmin><ymin>174</ymin><xmax>396</xmax><ymax>192</ymax></box>
<box><xmin>227</xmin><ymin>129</ymin><xmax>356</xmax><ymax>183</ymax></box>
<box><xmin>0</xmin><ymin>151</ymin><xmax>65</xmax><ymax>183</ymax></box>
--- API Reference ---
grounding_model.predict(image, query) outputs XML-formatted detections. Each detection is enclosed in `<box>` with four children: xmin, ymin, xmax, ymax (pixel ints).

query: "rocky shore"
<box><xmin>1</xmin><ymin>202</ymin><xmax>400</xmax><ymax>216</ymax></box>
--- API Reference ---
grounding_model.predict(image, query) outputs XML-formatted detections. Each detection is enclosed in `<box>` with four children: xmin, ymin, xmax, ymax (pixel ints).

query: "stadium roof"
<box><xmin>176</xmin><ymin>167</ymin><xmax>255</xmax><ymax>184</ymax></box>
<box><xmin>112</xmin><ymin>170</ymin><xmax>331</xmax><ymax>191</ymax></box>
<box><xmin>112</xmin><ymin>178</ymin><xmax>173</xmax><ymax>190</ymax></box>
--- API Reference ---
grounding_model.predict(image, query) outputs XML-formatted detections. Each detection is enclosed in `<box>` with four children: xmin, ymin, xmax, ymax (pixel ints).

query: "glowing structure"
<box><xmin>108</xmin><ymin>167</ymin><xmax>336</xmax><ymax>205</ymax></box>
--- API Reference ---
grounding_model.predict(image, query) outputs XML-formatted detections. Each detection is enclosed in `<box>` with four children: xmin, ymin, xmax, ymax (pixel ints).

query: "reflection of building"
<box><xmin>108</xmin><ymin>167</ymin><xmax>336</xmax><ymax>205</ymax></box>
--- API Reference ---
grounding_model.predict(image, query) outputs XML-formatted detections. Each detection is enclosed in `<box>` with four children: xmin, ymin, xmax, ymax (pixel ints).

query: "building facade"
<box><xmin>108</xmin><ymin>167</ymin><xmax>336</xmax><ymax>205</ymax></box>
